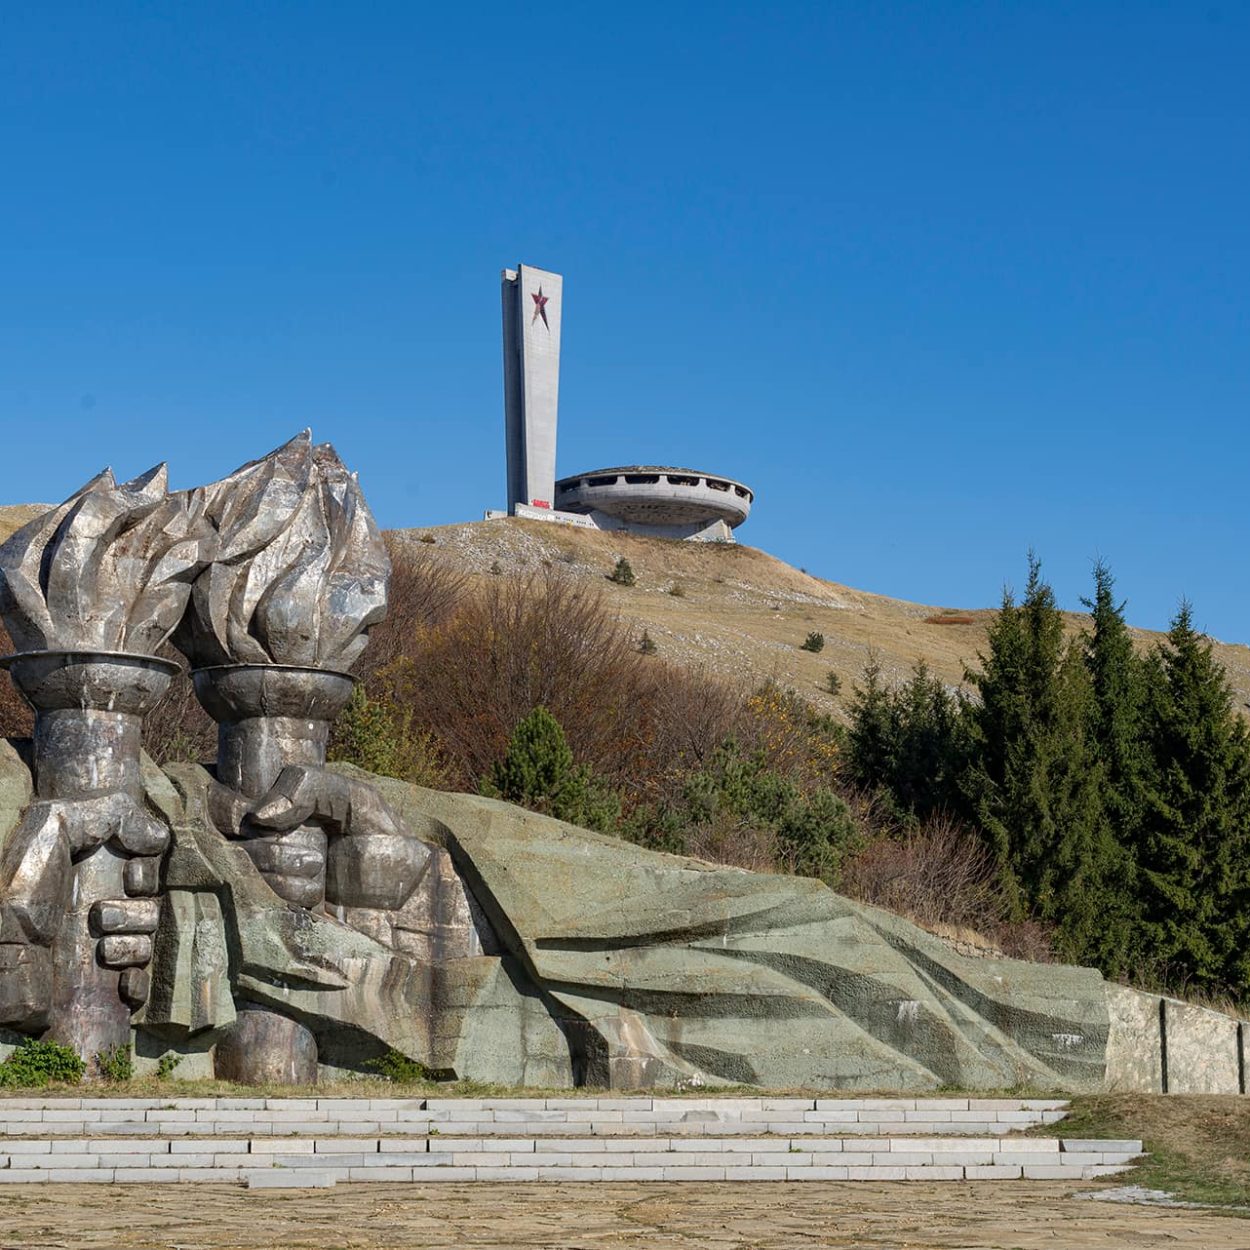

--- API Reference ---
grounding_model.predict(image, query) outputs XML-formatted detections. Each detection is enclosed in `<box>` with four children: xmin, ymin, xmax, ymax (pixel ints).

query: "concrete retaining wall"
<box><xmin>1105</xmin><ymin>984</ymin><xmax>1247</xmax><ymax>1093</ymax></box>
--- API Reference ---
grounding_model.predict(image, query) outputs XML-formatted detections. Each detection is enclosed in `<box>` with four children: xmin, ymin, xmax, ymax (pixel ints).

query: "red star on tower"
<box><xmin>531</xmin><ymin>286</ymin><xmax>550</xmax><ymax>329</ymax></box>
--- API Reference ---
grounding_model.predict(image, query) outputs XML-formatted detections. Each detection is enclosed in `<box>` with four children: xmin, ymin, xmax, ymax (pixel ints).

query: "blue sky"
<box><xmin>2</xmin><ymin>3</ymin><xmax>1247</xmax><ymax>639</ymax></box>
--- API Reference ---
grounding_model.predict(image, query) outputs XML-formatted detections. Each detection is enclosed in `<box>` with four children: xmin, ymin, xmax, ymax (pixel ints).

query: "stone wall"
<box><xmin>1105</xmin><ymin>983</ymin><xmax>1247</xmax><ymax>1094</ymax></box>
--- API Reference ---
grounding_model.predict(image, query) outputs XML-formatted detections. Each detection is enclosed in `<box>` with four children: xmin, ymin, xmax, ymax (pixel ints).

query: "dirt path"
<box><xmin>0</xmin><ymin>1182</ymin><xmax>1244</xmax><ymax>1250</ymax></box>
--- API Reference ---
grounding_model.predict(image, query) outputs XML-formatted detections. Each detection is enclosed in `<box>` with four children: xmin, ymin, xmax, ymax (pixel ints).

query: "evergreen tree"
<box><xmin>963</xmin><ymin>555</ymin><xmax>1126</xmax><ymax>964</ymax></box>
<box><xmin>846</xmin><ymin>658</ymin><xmax>969</xmax><ymax>820</ymax></box>
<box><xmin>1138</xmin><ymin>604</ymin><xmax>1250</xmax><ymax>996</ymax></box>
<box><xmin>482</xmin><ymin>706</ymin><xmax>621</xmax><ymax>832</ymax></box>
<box><xmin>1081</xmin><ymin>561</ymin><xmax>1150</xmax><ymax>840</ymax></box>
<box><xmin>889</xmin><ymin>663</ymin><xmax>970</xmax><ymax>818</ymax></box>
<box><xmin>847</xmin><ymin>656</ymin><xmax>894</xmax><ymax>792</ymax></box>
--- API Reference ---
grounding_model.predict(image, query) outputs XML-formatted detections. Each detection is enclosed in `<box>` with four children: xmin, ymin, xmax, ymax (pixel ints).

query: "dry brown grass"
<box><xmin>386</xmin><ymin>518</ymin><xmax>1250</xmax><ymax>723</ymax></box>
<box><xmin>1046</xmin><ymin>1094</ymin><xmax>1250</xmax><ymax>1208</ymax></box>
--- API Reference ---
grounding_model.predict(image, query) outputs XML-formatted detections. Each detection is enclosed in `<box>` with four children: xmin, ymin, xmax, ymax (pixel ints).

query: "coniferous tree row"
<box><xmin>847</xmin><ymin>557</ymin><xmax>1250</xmax><ymax>1003</ymax></box>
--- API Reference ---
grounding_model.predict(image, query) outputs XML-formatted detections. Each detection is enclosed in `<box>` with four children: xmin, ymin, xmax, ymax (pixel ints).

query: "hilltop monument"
<box><xmin>501</xmin><ymin>264</ymin><xmax>563</xmax><ymax>515</ymax></box>
<box><xmin>495</xmin><ymin>263</ymin><xmax>754</xmax><ymax>542</ymax></box>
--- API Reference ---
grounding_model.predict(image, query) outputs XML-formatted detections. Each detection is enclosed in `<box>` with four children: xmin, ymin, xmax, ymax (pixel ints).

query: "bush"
<box><xmin>382</xmin><ymin>570</ymin><xmax>661</xmax><ymax>790</ymax></box>
<box><xmin>608</xmin><ymin>557</ymin><xmax>636</xmax><ymax>586</ymax></box>
<box><xmin>95</xmin><ymin>1043</ymin><xmax>134</xmax><ymax>1082</ymax></box>
<box><xmin>739</xmin><ymin>682</ymin><xmax>843</xmax><ymax>790</ymax></box>
<box><xmin>365</xmin><ymin>1049</ymin><xmax>429</xmax><ymax>1082</ymax></box>
<box><xmin>0</xmin><ymin>621</ymin><xmax>33</xmax><ymax>740</ymax></box>
<box><xmin>837</xmin><ymin>814</ymin><xmax>1053</xmax><ymax>960</ymax></box>
<box><xmin>329</xmin><ymin>680</ymin><xmax>450</xmax><ymax>789</ymax></box>
<box><xmin>156</xmin><ymin>1052</ymin><xmax>182</xmax><ymax>1079</ymax></box>
<box><xmin>639</xmin><ymin>630</ymin><xmax>658</xmax><ymax>655</ymax></box>
<box><xmin>142</xmin><ymin>651</ymin><xmax>216</xmax><ymax>766</ymax></box>
<box><xmin>623</xmin><ymin>741</ymin><xmax>859</xmax><ymax>883</ymax></box>
<box><xmin>0</xmin><ymin>1038</ymin><xmax>85</xmax><ymax>1087</ymax></box>
<box><xmin>482</xmin><ymin>706</ymin><xmax>621</xmax><ymax>832</ymax></box>
<box><xmin>799</xmin><ymin>632</ymin><xmax>825</xmax><ymax>653</ymax></box>
<box><xmin>825</xmin><ymin>671</ymin><xmax>842</xmax><ymax>696</ymax></box>
<box><xmin>668</xmin><ymin>584</ymin><xmax>686</xmax><ymax>598</ymax></box>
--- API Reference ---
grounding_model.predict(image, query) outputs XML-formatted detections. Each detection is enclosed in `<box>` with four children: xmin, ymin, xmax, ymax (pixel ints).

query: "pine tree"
<box><xmin>847</xmin><ymin>656</ymin><xmax>894</xmax><ymax>792</ymax></box>
<box><xmin>1081</xmin><ymin>561</ymin><xmax>1150</xmax><ymax>839</ymax></box>
<box><xmin>963</xmin><ymin>555</ymin><xmax>1124</xmax><ymax>963</ymax></box>
<box><xmin>482</xmin><ymin>706</ymin><xmax>621</xmax><ymax>832</ymax></box>
<box><xmin>1139</xmin><ymin>604</ymin><xmax>1250</xmax><ymax>996</ymax></box>
<box><xmin>889</xmin><ymin>663</ymin><xmax>970</xmax><ymax>819</ymax></box>
<box><xmin>847</xmin><ymin>659</ymin><xmax>970</xmax><ymax>820</ymax></box>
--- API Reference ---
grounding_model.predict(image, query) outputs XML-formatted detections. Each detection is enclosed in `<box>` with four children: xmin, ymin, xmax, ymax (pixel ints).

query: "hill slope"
<box><xmin>393</xmin><ymin>518</ymin><xmax>1250</xmax><ymax>716</ymax></box>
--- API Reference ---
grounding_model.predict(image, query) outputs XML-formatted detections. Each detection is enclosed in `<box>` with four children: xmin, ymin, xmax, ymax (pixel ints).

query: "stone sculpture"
<box><xmin>0</xmin><ymin>435</ymin><xmax>1224</xmax><ymax>1089</ymax></box>
<box><xmin>0</xmin><ymin>466</ymin><xmax>209</xmax><ymax>1059</ymax></box>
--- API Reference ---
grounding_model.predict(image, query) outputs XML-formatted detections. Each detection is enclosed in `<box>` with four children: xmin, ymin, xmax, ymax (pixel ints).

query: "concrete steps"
<box><xmin>0</xmin><ymin>1098</ymin><xmax>1144</xmax><ymax>1187</ymax></box>
<box><xmin>0</xmin><ymin>1095</ymin><xmax>1072</xmax><ymax>1137</ymax></box>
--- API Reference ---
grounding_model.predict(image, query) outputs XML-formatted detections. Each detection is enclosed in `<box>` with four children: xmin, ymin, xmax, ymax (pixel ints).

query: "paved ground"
<box><xmin>0</xmin><ymin>1181</ymin><xmax>1244</xmax><ymax>1249</ymax></box>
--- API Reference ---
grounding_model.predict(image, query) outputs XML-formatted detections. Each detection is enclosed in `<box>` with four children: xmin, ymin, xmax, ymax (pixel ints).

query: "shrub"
<box><xmin>623</xmin><ymin>741</ymin><xmax>859</xmax><ymax>883</ymax></box>
<box><xmin>0</xmin><ymin>621</ymin><xmax>33</xmax><ymax>739</ymax></box>
<box><xmin>836</xmin><ymin>813</ymin><xmax>1055</xmax><ymax>960</ymax></box>
<box><xmin>383</xmin><ymin>570</ymin><xmax>659</xmax><ymax>790</ymax></box>
<box><xmin>608</xmin><ymin>557</ymin><xmax>636</xmax><ymax>587</ymax></box>
<box><xmin>95</xmin><ymin>1043</ymin><xmax>135</xmax><ymax>1083</ymax></box>
<box><xmin>142</xmin><ymin>652</ymin><xmax>215</xmax><ymax>766</ymax></box>
<box><xmin>417</xmin><ymin>533</ymin><xmax>436</xmax><ymax>544</ymax></box>
<box><xmin>668</xmin><ymin>584</ymin><xmax>686</xmax><ymax>598</ymax></box>
<box><xmin>0</xmin><ymin>1038</ymin><xmax>85</xmax><ymax>1087</ymax></box>
<box><xmin>825</xmin><ymin>671</ymin><xmax>842</xmax><ymax>696</ymax></box>
<box><xmin>329</xmin><ymin>680</ymin><xmax>450</xmax><ymax>789</ymax></box>
<box><xmin>156</xmin><ymin>1052</ymin><xmax>182</xmax><ymax>1079</ymax></box>
<box><xmin>481</xmin><ymin>706</ymin><xmax>620</xmax><ymax>832</ymax></box>
<box><xmin>799</xmin><ymin>632</ymin><xmax>825</xmax><ymax>653</ymax></box>
<box><xmin>365</xmin><ymin>1049</ymin><xmax>429</xmax><ymax>1082</ymax></box>
<box><xmin>356</xmin><ymin>535</ymin><xmax>468</xmax><ymax>679</ymax></box>
<box><xmin>490</xmin><ymin>560</ymin><xmax>503</xmax><ymax>575</ymax></box>
<box><xmin>639</xmin><ymin>631</ymin><xmax>658</xmax><ymax>655</ymax></box>
<box><xmin>739</xmin><ymin>682</ymin><xmax>843</xmax><ymax>789</ymax></box>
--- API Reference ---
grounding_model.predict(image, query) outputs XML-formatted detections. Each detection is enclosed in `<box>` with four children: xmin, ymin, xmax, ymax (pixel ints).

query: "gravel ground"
<box><xmin>0</xmin><ymin>1180</ymin><xmax>1244</xmax><ymax>1249</ymax></box>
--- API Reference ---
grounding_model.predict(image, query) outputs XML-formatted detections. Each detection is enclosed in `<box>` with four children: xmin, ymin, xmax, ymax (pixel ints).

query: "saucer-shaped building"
<box><xmin>554</xmin><ymin>466</ymin><xmax>753</xmax><ymax>541</ymax></box>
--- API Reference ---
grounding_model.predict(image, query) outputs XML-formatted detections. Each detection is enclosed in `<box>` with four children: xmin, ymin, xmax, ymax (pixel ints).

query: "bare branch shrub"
<box><xmin>141</xmin><ymin>647</ymin><xmax>216</xmax><ymax>766</ymax></box>
<box><xmin>634</xmin><ymin>667</ymin><xmax>748</xmax><ymax>806</ymax></box>
<box><xmin>386</xmin><ymin>569</ymin><xmax>658</xmax><ymax>789</ymax></box>
<box><xmin>686</xmin><ymin>818</ymin><xmax>780</xmax><ymax>874</ymax></box>
<box><xmin>838</xmin><ymin>812</ymin><xmax>1055</xmax><ymax>958</ymax></box>
<box><xmin>358</xmin><ymin>535</ymin><xmax>470</xmax><ymax>680</ymax></box>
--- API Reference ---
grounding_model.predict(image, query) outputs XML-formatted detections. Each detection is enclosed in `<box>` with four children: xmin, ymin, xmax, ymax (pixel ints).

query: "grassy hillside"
<box><xmin>392</xmin><ymin>517</ymin><xmax>1250</xmax><ymax>717</ymax></box>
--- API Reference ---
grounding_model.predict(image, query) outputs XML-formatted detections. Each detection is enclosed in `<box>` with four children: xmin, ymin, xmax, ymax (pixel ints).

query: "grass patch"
<box><xmin>1039</xmin><ymin>1094</ymin><xmax>1250</xmax><ymax>1211</ymax></box>
<box><xmin>0</xmin><ymin>1076</ymin><xmax>1071</xmax><ymax>1101</ymax></box>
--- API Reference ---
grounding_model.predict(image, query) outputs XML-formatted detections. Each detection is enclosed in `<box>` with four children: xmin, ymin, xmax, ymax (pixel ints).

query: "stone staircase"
<box><xmin>0</xmin><ymin>1097</ymin><xmax>1144</xmax><ymax>1187</ymax></box>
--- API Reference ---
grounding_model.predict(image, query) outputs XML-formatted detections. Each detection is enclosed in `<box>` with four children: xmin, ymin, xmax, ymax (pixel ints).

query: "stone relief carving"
<box><xmin>0</xmin><ymin>433</ymin><xmax>1184</xmax><ymax>1091</ymax></box>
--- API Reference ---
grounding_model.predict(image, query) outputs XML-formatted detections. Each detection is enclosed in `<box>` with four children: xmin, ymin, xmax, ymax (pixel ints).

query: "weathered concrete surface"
<box><xmin>359</xmin><ymin>770</ymin><xmax>1113</xmax><ymax>1092</ymax></box>
<box><xmin>146</xmin><ymin>761</ymin><xmax>577</xmax><ymax>1087</ymax></box>
<box><xmin>214</xmin><ymin>1006</ymin><xmax>318</xmax><ymax>1084</ymax></box>
<box><xmin>1164</xmin><ymin>998</ymin><xmax>1243</xmax><ymax>1094</ymax></box>
<box><xmin>1104</xmin><ymin>983</ymin><xmax>1164</xmax><ymax>1093</ymax></box>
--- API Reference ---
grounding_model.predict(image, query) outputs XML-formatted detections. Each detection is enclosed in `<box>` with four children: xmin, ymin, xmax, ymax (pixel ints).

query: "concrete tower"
<box><xmin>501</xmin><ymin>263</ymin><xmax>563</xmax><ymax>513</ymax></box>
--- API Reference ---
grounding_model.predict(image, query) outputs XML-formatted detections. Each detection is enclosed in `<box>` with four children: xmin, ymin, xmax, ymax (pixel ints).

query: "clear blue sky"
<box><xmin>2</xmin><ymin>3</ymin><xmax>1247</xmax><ymax>639</ymax></box>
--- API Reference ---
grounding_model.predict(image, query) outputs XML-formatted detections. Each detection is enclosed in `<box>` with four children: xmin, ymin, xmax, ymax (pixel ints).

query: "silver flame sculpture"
<box><xmin>0</xmin><ymin>466</ymin><xmax>210</xmax><ymax>1058</ymax></box>
<box><xmin>0</xmin><ymin>435</ymin><xmax>409</xmax><ymax>1075</ymax></box>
